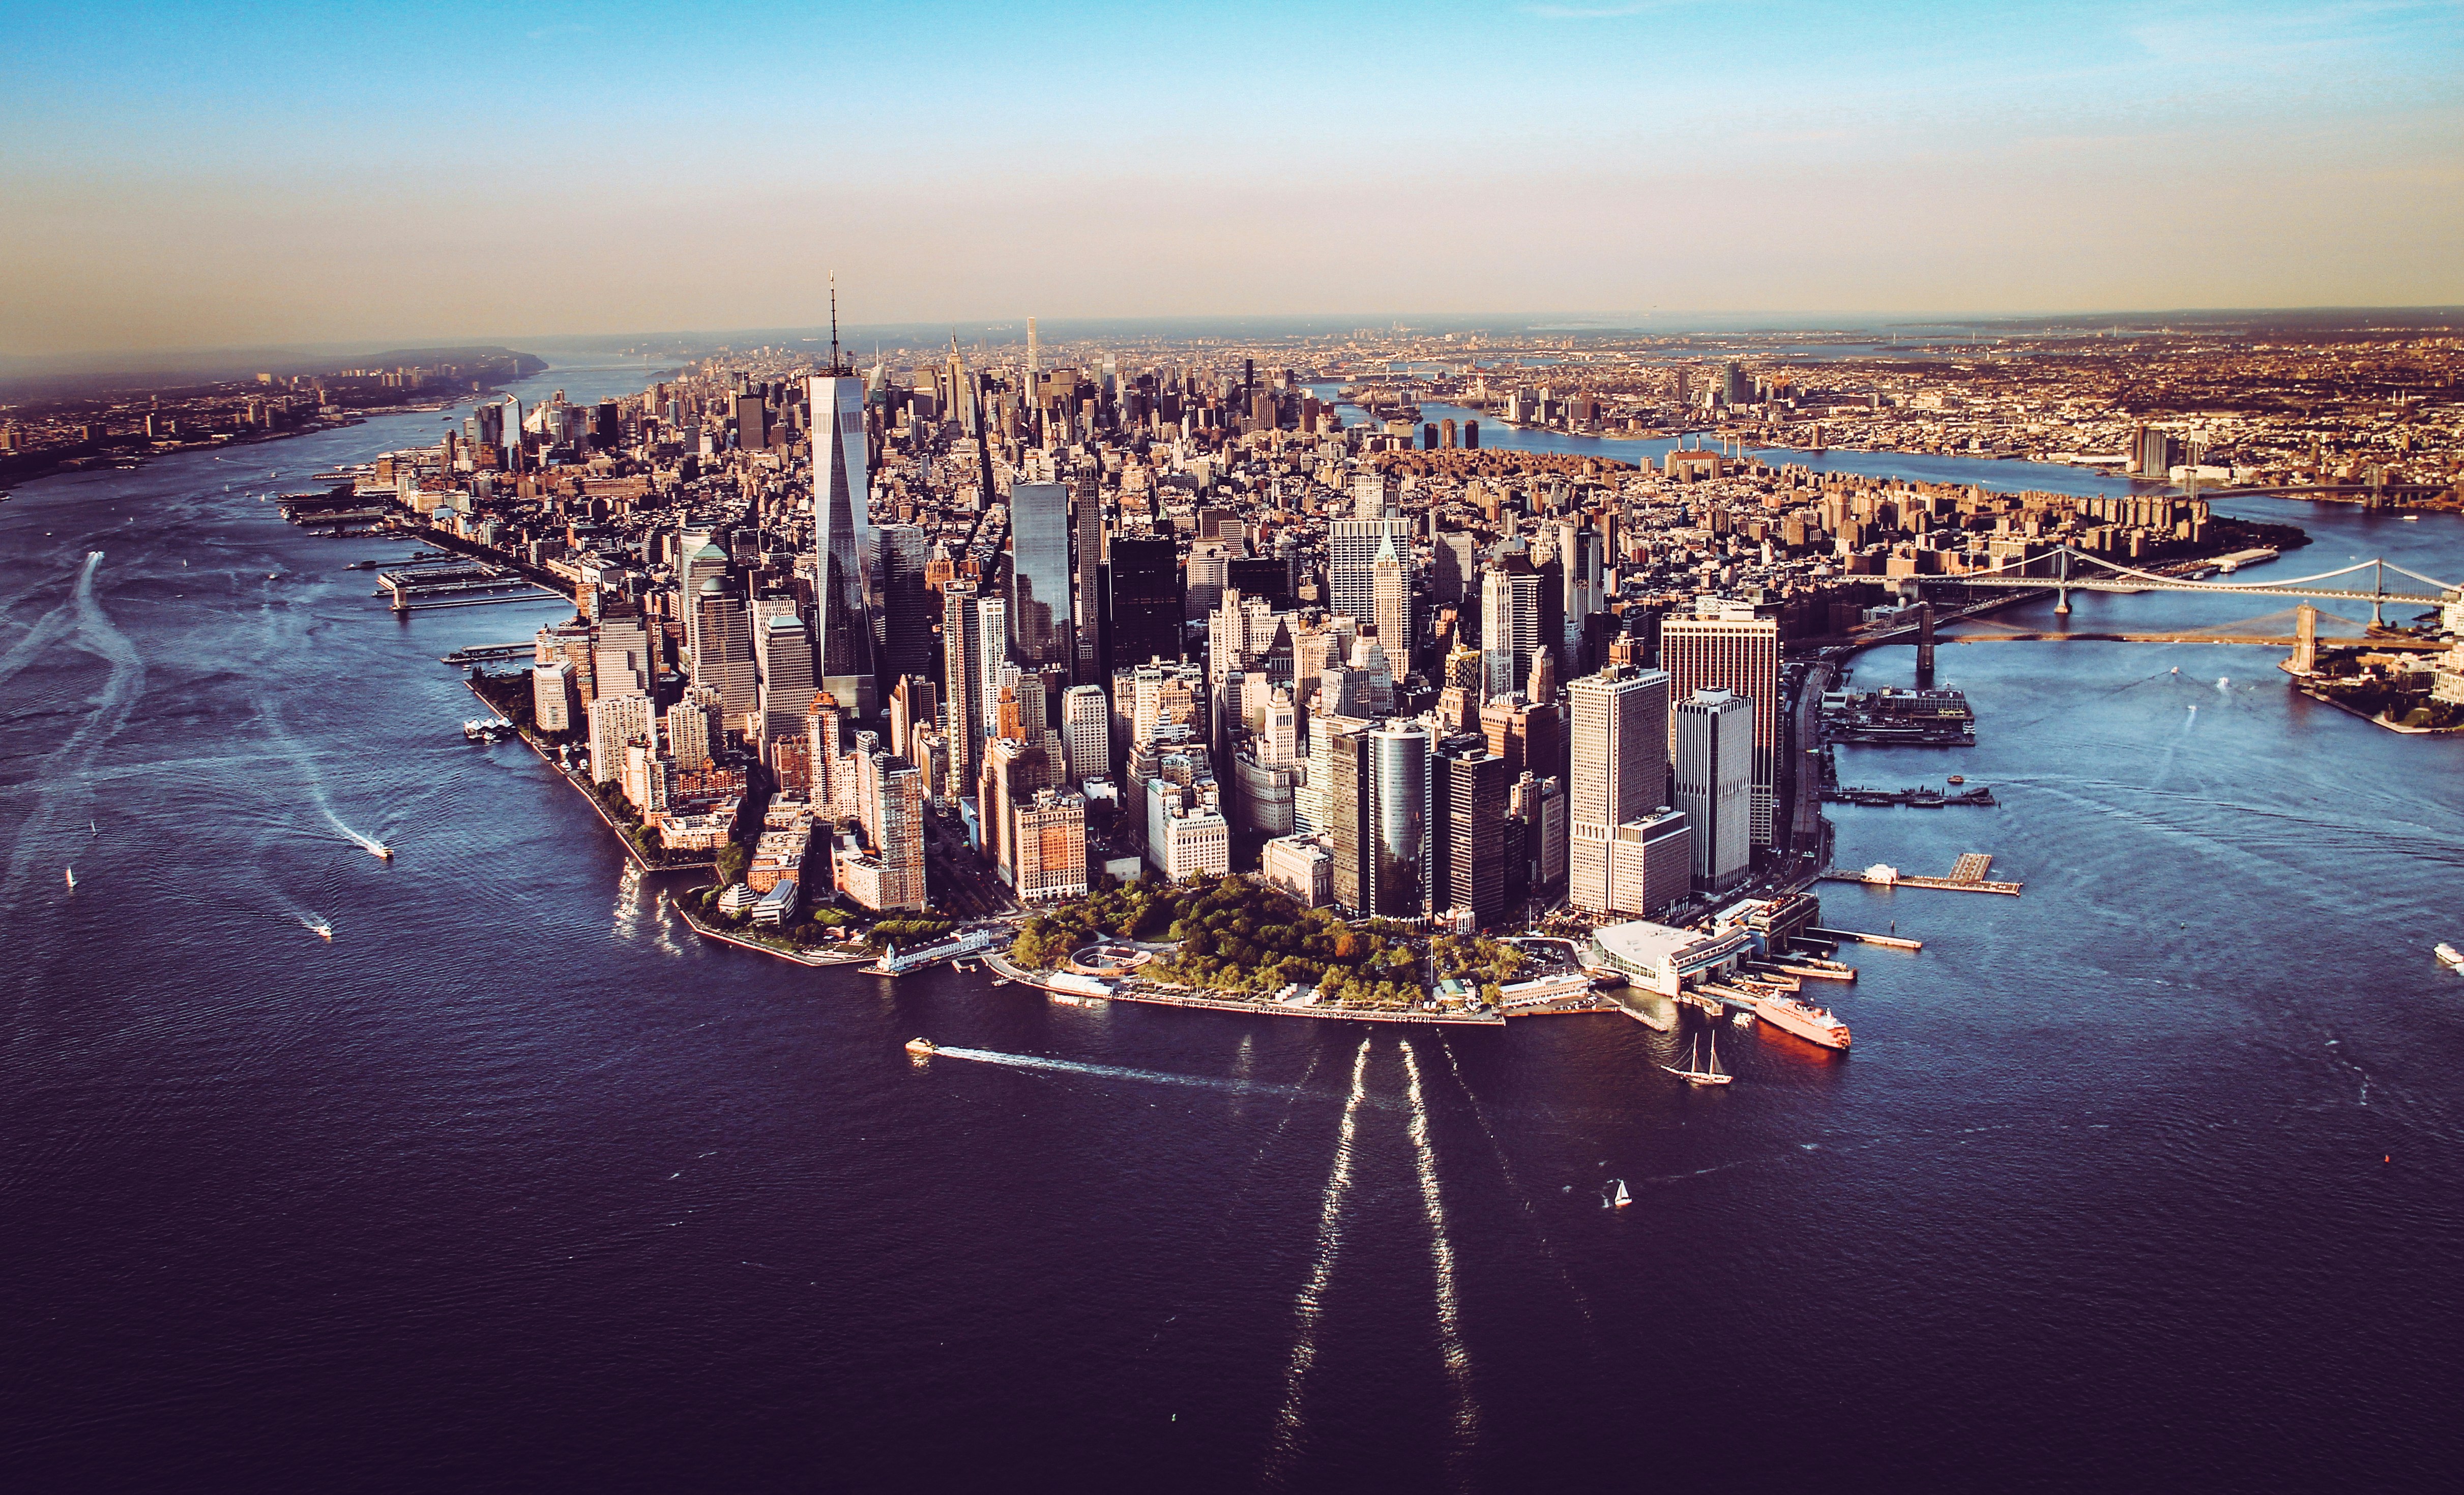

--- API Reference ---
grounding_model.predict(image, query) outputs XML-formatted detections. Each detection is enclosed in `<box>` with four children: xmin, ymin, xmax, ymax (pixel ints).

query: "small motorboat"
<box><xmin>904</xmin><ymin>1037</ymin><xmax>938</xmax><ymax>1057</ymax></box>
<box><xmin>1947</xmin><ymin>775</ymin><xmax>1965</xmax><ymax>785</ymax></box>
<box><xmin>372</xmin><ymin>844</ymin><xmax>394</xmax><ymax>862</ymax></box>
<box><xmin>2436</xmin><ymin>943</ymin><xmax>2464</xmax><ymax>972</ymax></box>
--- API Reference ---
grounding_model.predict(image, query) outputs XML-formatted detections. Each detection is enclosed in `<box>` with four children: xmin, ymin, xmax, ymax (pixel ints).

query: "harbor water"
<box><xmin>3</xmin><ymin>367</ymin><xmax>2459</xmax><ymax>1491</ymax></box>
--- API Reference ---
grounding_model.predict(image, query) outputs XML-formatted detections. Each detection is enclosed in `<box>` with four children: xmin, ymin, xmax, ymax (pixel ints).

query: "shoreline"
<box><xmin>461</xmin><ymin>678</ymin><xmax>717</xmax><ymax>873</ymax></box>
<box><xmin>670</xmin><ymin>895</ymin><xmax>878</xmax><ymax>966</ymax></box>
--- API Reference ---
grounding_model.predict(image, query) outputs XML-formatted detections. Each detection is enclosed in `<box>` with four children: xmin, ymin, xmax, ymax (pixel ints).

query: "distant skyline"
<box><xmin>5</xmin><ymin>0</ymin><xmax>2458</xmax><ymax>358</ymax></box>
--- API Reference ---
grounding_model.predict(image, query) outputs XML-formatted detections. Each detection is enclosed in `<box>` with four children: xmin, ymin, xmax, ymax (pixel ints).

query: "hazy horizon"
<box><xmin>6</xmin><ymin>0</ymin><xmax>2459</xmax><ymax>360</ymax></box>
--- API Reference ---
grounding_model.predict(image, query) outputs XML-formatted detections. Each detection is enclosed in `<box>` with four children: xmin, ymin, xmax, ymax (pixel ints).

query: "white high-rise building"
<box><xmin>1675</xmin><ymin>688</ymin><xmax>1754</xmax><ymax>891</ymax></box>
<box><xmin>1328</xmin><ymin>516</ymin><xmax>1413</xmax><ymax>623</ymax></box>
<box><xmin>1371</xmin><ymin>532</ymin><xmax>1411</xmax><ymax>677</ymax></box>
<box><xmin>531</xmin><ymin>661</ymin><xmax>577</xmax><ymax>733</ymax></box>
<box><xmin>587</xmin><ymin>692</ymin><xmax>658</xmax><ymax>786</ymax></box>
<box><xmin>1480</xmin><ymin>563</ymin><xmax>1543</xmax><ymax>702</ymax></box>
<box><xmin>1061</xmin><ymin>684</ymin><xmax>1109</xmax><ymax>786</ymax></box>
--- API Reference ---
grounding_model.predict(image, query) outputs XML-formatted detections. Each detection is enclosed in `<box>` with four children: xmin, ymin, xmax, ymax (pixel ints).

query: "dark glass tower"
<box><xmin>1105</xmin><ymin>535</ymin><xmax>1183</xmax><ymax>668</ymax></box>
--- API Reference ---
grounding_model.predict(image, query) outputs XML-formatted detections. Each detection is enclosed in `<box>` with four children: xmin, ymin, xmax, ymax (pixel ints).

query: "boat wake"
<box><xmin>1401</xmin><ymin>1039</ymin><xmax>1479</xmax><ymax>1468</ymax></box>
<box><xmin>1</xmin><ymin>552</ymin><xmax>146</xmax><ymax>906</ymax></box>
<box><xmin>922</xmin><ymin>1045</ymin><xmax>1312</xmax><ymax>1102</ymax></box>
<box><xmin>1267</xmin><ymin>1038</ymin><xmax>1372</xmax><ymax>1474</ymax></box>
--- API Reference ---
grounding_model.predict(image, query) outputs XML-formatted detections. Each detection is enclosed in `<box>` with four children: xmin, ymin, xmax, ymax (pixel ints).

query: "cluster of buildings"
<box><xmin>352</xmin><ymin>315</ymin><xmax>2451</xmax><ymax>937</ymax></box>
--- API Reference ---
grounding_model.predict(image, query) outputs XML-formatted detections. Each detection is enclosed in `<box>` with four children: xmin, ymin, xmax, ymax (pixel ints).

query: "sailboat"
<box><xmin>1605</xmin><ymin>1178</ymin><xmax>1632</xmax><ymax>1209</ymax></box>
<box><xmin>65</xmin><ymin>866</ymin><xmax>76</xmax><ymax>889</ymax></box>
<box><xmin>1661</xmin><ymin>1029</ymin><xmax>1735</xmax><ymax>1087</ymax></box>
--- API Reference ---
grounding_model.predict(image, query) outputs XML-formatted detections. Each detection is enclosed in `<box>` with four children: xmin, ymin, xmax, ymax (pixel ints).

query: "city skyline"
<box><xmin>5</xmin><ymin>1</ymin><xmax>2459</xmax><ymax>358</ymax></box>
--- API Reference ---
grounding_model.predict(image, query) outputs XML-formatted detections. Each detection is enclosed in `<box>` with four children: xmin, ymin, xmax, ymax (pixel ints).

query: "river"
<box><xmin>3</xmin><ymin>364</ymin><xmax>2457</xmax><ymax>1492</ymax></box>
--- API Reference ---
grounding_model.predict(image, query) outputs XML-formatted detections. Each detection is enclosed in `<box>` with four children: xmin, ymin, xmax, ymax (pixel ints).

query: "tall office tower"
<box><xmin>1480</xmin><ymin>560</ymin><xmax>1543</xmax><ymax>702</ymax></box>
<box><xmin>585</xmin><ymin>692</ymin><xmax>657</xmax><ymax>786</ymax></box>
<box><xmin>757</xmin><ymin>614</ymin><xmax>816</xmax><ymax>754</ymax></box>
<box><xmin>889</xmin><ymin>675</ymin><xmax>938</xmax><ymax>765</ymax></box>
<box><xmin>1026</xmin><ymin>317</ymin><xmax>1038</xmax><ymax>378</ymax></box>
<box><xmin>1072</xmin><ymin>472</ymin><xmax>1105</xmax><ymax>682</ymax></box>
<box><xmin>940</xmin><ymin>581</ymin><xmax>986</xmax><ymax>797</ymax></box>
<box><xmin>1659</xmin><ymin>608</ymin><xmax>1780</xmax><ymax>846</ymax></box>
<box><xmin>1328</xmin><ymin>720</ymin><xmax>1431</xmax><ymax>920</ymax></box>
<box><xmin>678</xmin><ymin>538</ymin><xmax>729</xmax><ymax>664</ymax></box>
<box><xmin>733</xmin><ymin>392</ymin><xmax>767</xmax><ymax>450</ymax></box>
<box><xmin>975</xmin><ymin>597</ymin><xmax>1010</xmax><ymax>752</ymax></box>
<box><xmin>1431</xmin><ymin>737</ymin><xmax>1507</xmax><ymax>926</ymax></box>
<box><xmin>1061</xmin><ymin>684</ymin><xmax>1109</xmax><ymax>785</ymax></box>
<box><xmin>807</xmin><ymin>691</ymin><xmax>847</xmax><ymax>820</ymax></box>
<box><xmin>808</xmin><ymin>370</ymin><xmax>876</xmax><ymax>717</ymax></box>
<box><xmin>1107</xmin><ymin>535</ymin><xmax>1184</xmax><ymax>666</ymax></box>
<box><xmin>1675</xmin><ymin>688</ymin><xmax>1754</xmax><ymax>892</ymax></box>
<box><xmin>1329</xmin><ymin>516</ymin><xmax>1414</xmax><ymax>625</ymax></box>
<box><xmin>1006</xmin><ymin>481</ymin><xmax>1072</xmax><ymax>671</ymax></box>
<box><xmin>665</xmin><ymin>696</ymin><xmax>713</xmax><ymax>771</ymax></box>
<box><xmin>1431</xmin><ymin>530</ymin><xmax>1477</xmax><ymax>608</ymax></box>
<box><xmin>1183</xmin><ymin>538</ymin><xmax>1232</xmax><ymax>624</ymax></box>
<box><xmin>593</xmin><ymin>605</ymin><xmax>650</xmax><ymax>699</ymax></box>
<box><xmin>1371</xmin><ymin>533</ymin><xmax>1411</xmax><ymax>676</ymax></box>
<box><xmin>1013</xmin><ymin>789</ymin><xmax>1089</xmax><ymax>903</ymax></box>
<box><xmin>1554</xmin><ymin>520</ymin><xmax>1603</xmax><ymax>657</ymax></box>
<box><xmin>691</xmin><ymin>579</ymin><xmax>758</xmax><ymax>732</ymax></box>
<box><xmin>992</xmin><ymin>663</ymin><xmax>1048</xmax><ymax>745</ymax></box>
<box><xmin>875</xmin><ymin>524</ymin><xmax>936</xmax><ymax>683</ymax></box>
<box><xmin>1258</xmin><ymin>689</ymin><xmax>1299</xmax><ymax>767</ymax></box>
<box><xmin>531</xmin><ymin>661</ymin><xmax>578</xmax><ymax>734</ymax></box>
<box><xmin>1566</xmin><ymin>667</ymin><xmax>1673</xmax><ymax>915</ymax></box>
<box><xmin>874</xmin><ymin>752</ymin><xmax>930</xmax><ymax>911</ymax></box>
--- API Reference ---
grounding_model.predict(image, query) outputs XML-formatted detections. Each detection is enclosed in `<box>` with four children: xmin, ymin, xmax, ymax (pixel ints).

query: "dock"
<box><xmin>378</xmin><ymin>561</ymin><xmax>561</xmax><ymax>611</ymax></box>
<box><xmin>1810</xmin><ymin>926</ymin><xmax>1925</xmax><ymax>951</ymax></box>
<box><xmin>1818</xmin><ymin>852</ymin><xmax>2022</xmax><ymax>896</ymax></box>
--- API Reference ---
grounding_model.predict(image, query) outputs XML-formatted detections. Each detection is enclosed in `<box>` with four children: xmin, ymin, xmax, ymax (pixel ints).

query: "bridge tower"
<box><xmin>2292</xmin><ymin>602</ymin><xmax>2318</xmax><ymax>677</ymax></box>
<box><xmin>2053</xmin><ymin>546</ymin><xmax>2072</xmax><ymax>615</ymax></box>
<box><xmin>1915</xmin><ymin>602</ymin><xmax>1936</xmax><ymax>689</ymax></box>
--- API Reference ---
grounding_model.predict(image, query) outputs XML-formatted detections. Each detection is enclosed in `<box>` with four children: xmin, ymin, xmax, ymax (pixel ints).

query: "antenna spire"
<box><xmin>829</xmin><ymin>277</ymin><xmax>843</xmax><ymax>374</ymax></box>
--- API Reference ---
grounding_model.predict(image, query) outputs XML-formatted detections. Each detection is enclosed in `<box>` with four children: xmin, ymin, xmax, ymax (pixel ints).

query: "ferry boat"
<box><xmin>2436</xmin><ymin>943</ymin><xmax>2464</xmax><ymax>972</ymax></box>
<box><xmin>1749</xmin><ymin>993</ymin><xmax>1853</xmax><ymax>1050</ymax></box>
<box><xmin>904</xmin><ymin>1037</ymin><xmax>938</xmax><ymax>1056</ymax></box>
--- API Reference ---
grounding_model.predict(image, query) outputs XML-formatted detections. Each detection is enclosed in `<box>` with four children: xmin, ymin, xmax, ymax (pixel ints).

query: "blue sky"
<box><xmin>3</xmin><ymin>1</ymin><xmax>2458</xmax><ymax>354</ymax></box>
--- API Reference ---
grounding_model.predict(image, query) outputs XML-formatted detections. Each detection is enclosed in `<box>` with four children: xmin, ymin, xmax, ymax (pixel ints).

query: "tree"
<box><xmin>715</xmin><ymin>841</ymin><xmax>750</xmax><ymax>887</ymax></box>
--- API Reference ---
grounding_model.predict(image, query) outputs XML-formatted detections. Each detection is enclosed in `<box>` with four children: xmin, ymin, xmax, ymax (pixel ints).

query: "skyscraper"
<box><xmin>1659</xmin><ymin>608</ymin><xmax>1781</xmax><ymax>846</ymax></box>
<box><xmin>1329</xmin><ymin>516</ymin><xmax>1413</xmax><ymax>624</ymax></box>
<box><xmin>808</xmin><ymin>371</ymin><xmax>876</xmax><ymax>716</ymax></box>
<box><xmin>1480</xmin><ymin>559</ymin><xmax>1543</xmax><ymax>702</ymax></box>
<box><xmin>1675</xmin><ymin>688</ymin><xmax>1754</xmax><ymax>891</ymax></box>
<box><xmin>1072</xmin><ymin>471</ymin><xmax>1104</xmax><ymax>683</ymax></box>
<box><xmin>1567</xmin><ymin>666</ymin><xmax>1675</xmax><ymax>916</ymax></box>
<box><xmin>875</xmin><ymin>523</ymin><xmax>936</xmax><ymax>682</ymax></box>
<box><xmin>1432</xmin><ymin>737</ymin><xmax>1507</xmax><ymax>925</ymax></box>
<box><xmin>1061</xmin><ymin>684</ymin><xmax>1109</xmax><ymax>785</ymax></box>
<box><xmin>1107</xmin><ymin>534</ymin><xmax>1184</xmax><ymax>667</ymax></box>
<box><xmin>1330</xmin><ymin>720</ymin><xmax>1431</xmax><ymax>921</ymax></box>
<box><xmin>1371</xmin><ymin>532</ymin><xmax>1411</xmax><ymax>677</ymax></box>
<box><xmin>1006</xmin><ymin>480</ymin><xmax>1072</xmax><ymax>672</ymax></box>
<box><xmin>691</xmin><ymin>579</ymin><xmax>757</xmax><ymax>732</ymax></box>
<box><xmin>756</xmin><ymin>614</ymin><xmax>816</xmax><ymax>755</ymax></box>
<box><xmin>941</xmin><ymin>580</ymin><xmax>987</xmax><ymax>798</ymax></box>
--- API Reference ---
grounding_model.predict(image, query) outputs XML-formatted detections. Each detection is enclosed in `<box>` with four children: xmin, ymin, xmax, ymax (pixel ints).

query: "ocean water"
<box><xmin>3</xmin><ymin>372</ymin><xmax>2458</xmax><ymax>1492</ymax></box>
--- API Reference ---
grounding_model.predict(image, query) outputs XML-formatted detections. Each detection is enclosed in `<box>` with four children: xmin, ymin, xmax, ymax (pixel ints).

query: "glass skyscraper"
<box><xmin>808</xmin><ymin>372</ymin><xmax>875</xmax><ymax>716</ymax></box>
<box><xmin>1006</xmin><ymin>481</ymin><xmax>1072</xmax><ymax>672</ymax></box>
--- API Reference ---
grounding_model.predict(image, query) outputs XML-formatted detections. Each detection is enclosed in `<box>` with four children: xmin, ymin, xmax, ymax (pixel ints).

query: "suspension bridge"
<box><xmin>1919</xmin><ymin>544</ymin><xmax>2458</xmax><ymax>625</ymax></box>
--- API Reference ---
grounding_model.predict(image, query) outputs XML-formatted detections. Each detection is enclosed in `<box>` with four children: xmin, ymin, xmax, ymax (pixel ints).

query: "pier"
<box><xmin>379</xmin><ymin>561</ymin><xmax>561</xmax><ymax>612</ymax></box>
<box><xmin>1820</xmin><ymin>852</ymin><xmax>2022</xmax><ymax>896</ymax></box>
